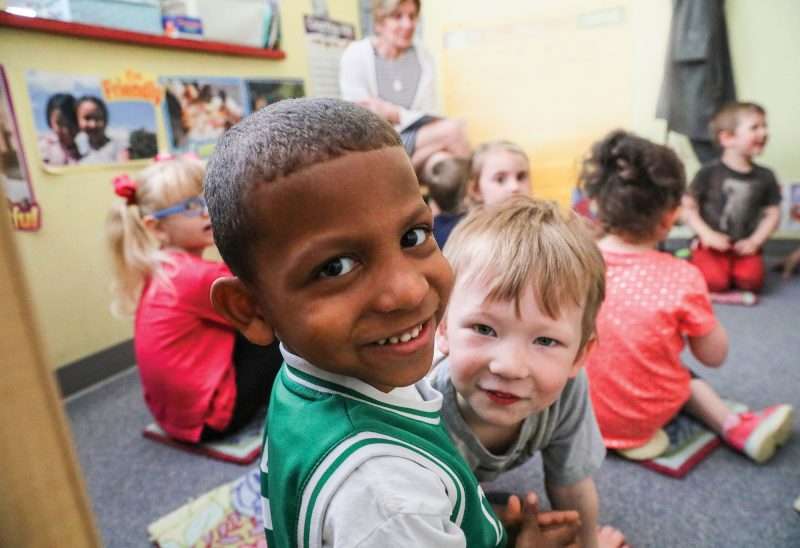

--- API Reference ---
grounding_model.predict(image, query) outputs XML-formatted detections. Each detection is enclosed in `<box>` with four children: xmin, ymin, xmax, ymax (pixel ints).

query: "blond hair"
<box><xmin>708</xmin><ymin>101</ymin><xmax>766</xmax><ymax>146</ymax></box>
<box><xmin>371</xmin><ymin>0</ymin><xmax>420</xmax><ymax>23</ymax></box>
<box><xmin>443</xmin><ymin>196</ymin><xmax>605</xmax><ymax>352</ymax></box>
<box><xmin>466</xmin><ymin>140</ymin><xmax>529</xmax><ymax>206</ymax></box>
<box><xmin>106</xmin><ymin>158</ymin><xmax>205</xmax><ymax>316</ymax></box>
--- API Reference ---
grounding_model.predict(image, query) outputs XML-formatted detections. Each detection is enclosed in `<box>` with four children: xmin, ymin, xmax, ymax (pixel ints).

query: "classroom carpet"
<box><xmin>65</xmin><ymin>268</ymin><xmax>800</xmax><ymax>547</ymax></box>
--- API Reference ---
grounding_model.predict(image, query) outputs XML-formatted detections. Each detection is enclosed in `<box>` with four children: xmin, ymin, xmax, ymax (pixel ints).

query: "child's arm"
<box><xmin>733</xmin><ymin>205</ymin><xmax>781</xmax><ymax>256</ymax></box>
<box><xmin>546</xmin><ymin>477</ymin><xmax>600</xmax><ymax>548</ymax></box>
<box><xmin>688</xmin><ymin>323</ymin><xmax>729</xmax><ymax>367</ymax></box>
<box><xmin>776</xmin><ymin>248</ymin><xmax>800</xmax><ymax>280</ymax></box>
<box><xmin>681</xmin><ymin>195</ymin><xmax>731</xmax><ymax>251</ymax></box>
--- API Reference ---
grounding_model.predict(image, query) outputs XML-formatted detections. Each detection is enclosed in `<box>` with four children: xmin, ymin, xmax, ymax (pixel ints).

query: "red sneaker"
<box><xmin>724</xmin><ymin>405</ymin><xmax>793</xmax><ymax>463</ymax></box>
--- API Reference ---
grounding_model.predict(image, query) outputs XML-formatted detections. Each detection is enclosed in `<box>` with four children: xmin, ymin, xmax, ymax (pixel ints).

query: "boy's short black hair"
<box><xmin>205</xmin><ymin>97</ymin><xmax>403</xmax><ymax>281</ymax></box>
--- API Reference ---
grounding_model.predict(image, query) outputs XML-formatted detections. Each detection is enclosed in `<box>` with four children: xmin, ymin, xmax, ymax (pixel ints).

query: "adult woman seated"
<box><xmin>339</xmin><ymin>0</ymin><xmax>470</xmax><ymax>180</ymax></box>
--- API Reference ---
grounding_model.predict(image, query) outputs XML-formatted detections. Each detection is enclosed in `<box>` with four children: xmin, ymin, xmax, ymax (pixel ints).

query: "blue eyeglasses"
<box><xmin>151</xmin><ymin>196</ymin><xmax>207</xmax><ymax>219</ymax></box>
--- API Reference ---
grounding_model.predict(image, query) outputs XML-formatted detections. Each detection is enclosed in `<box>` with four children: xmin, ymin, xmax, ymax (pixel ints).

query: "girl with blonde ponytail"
<box><xmin>106</xmin><ymin>156</ymin><xmax>282</xmax><ymax>443</ymax></box>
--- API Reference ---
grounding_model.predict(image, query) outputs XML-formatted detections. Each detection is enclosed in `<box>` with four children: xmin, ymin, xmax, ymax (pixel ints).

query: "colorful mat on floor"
<box><xmin>142</xmin><ymin>409</ymin><xmax>265</xmax><ymax>464</ymax></box>
<box><xmin>709</xmin><ymin>290</ymin><xmax>759</xmax><ymax>306</ymax></box>
<box><xmin>148</xmin><ymin>467</ymin><xmax>265</xmax><ymax>547</ymax></box>
<box><xmin>637</xmin><ymin>402</ymin><xmax>747</xmax><ymax>478</ymax></box>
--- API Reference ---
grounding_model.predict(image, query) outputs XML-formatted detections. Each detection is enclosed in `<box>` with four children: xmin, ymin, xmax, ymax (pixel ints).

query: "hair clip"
<box><xmin>112</xmin><ymin>174</ymin><xmax>137</xmax><ymax>206</ymax></box>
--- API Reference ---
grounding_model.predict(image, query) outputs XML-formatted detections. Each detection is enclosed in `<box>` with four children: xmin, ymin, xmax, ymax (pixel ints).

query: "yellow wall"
<box><xmin>4</xmin><ymin>0</ymin><xmax>799</xmax><ymax>372</ymax></box>
<box><xmin>2</xmin><ymin>0</ymin><xmax>360</xmax><ymax>371</ymax></box>
<box><xmin>421</xmin><ymin>0</ymin><xmax>800</xmax><ymax>210</ymax></box>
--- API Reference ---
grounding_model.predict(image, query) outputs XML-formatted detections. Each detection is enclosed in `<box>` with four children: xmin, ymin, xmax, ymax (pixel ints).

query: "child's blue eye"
<box><xmin>534</xmin><ymin>337</ymin><xmax>557</xmax><ymax>347</ymax></box>
<box><xmin>473</xmin><ymin>324</ymin><xmax>495</xmax><ymax>336</ymax></box>
<box><xmin>401</xmin><ymin>227</ymin><xmax>428</xmax><ymax>248</ymax></box>
<box><xmin>320</xmin><ymin>257</ymin><xmax>355</xmax><ymax>278</ymax></box>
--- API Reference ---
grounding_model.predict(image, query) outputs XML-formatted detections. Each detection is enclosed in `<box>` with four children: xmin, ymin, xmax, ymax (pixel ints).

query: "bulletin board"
<box><xmin>440</xmin><ymin>1</ymin><xmax>633</xmax><ymax>209</ymax></box>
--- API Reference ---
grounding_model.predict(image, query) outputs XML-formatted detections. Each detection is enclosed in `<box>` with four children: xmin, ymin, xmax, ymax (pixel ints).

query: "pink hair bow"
<box><xmin>112</xmin><ymin>174</ymin><xmax>137</xmax><ymax>206</ymax></box>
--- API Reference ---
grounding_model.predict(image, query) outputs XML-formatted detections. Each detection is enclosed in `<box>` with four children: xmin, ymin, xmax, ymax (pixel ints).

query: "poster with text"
<box><xmin>161</xmin><ymin>77</ymin><xmax>246</xmax><ymax>157</ymax></box>
<box><xmin>244</xmin><ymin>79</ymin><xmax>305</xmax><ymax>113</ymax></box>
<box><xmin>1</xmin><ymin>66</ymin><xmax>39</xmax><ymax>231</ymax></box>
<box><xmin>304</xmin><ymin>15</ymin><xmax>355</xmax><ymax>98</ymax></box>
<box><xmin>25</xmin><ymin>69</ymin><xmax>159</xmax><ymax>170</ymax></box>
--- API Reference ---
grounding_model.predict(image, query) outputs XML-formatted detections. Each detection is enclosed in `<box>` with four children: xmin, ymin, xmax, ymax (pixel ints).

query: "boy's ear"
<box><xmin>568</xmin><ymin>337</ymin><xmax>597</xmax><ymax>378</ymax></box>
<box><xmin>211</xmin><ymin>277</ymin><xmax>275</xmax><ymax>345</ymax></box>
<box><xmin>435</xmin><ymin>318</ymin><xmax>450</xmax><ymax>356</ymax></box>
<box><xmin>717</xmin><ymin>129</ymin><xmax>736</xmax><ymax>148</ymax></box>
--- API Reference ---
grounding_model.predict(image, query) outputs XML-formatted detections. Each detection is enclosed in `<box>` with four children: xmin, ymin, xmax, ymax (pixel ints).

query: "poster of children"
<box><xmin>245</xmin><ymin>79</ymin><xmax>305</xmax><ymax>113</ymax></box>
<box><xmin>1</xmin><ymin>66</ymin><xmax>39</xmax><ymax>231</ymax></box>
<box><xmin>25</xmin><ymin>69</ymin><xmax>159</xmax><ymax>169</ymax></box>
<box><xmin>161</xmin><ymin>77</ymin><xmax>246</xmax><ymax>156</ymax></box>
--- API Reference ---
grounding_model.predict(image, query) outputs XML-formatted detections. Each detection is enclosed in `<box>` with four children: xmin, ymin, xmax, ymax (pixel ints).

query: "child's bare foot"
<box><xmin>597</xmin><ymin>524</ymin><xmax>628</xmax><ymax>548</ymax></box>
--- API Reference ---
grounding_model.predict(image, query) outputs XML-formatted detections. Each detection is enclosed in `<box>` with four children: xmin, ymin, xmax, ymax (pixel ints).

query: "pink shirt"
<box><xmin>135</xmin><ymin>252</ymin><xmax>236</xmax><ymax>442</ymax></box>
<box><xmin>585</xmin><ymin>249</ymin><xmax>718</xmax><ymax>448</ymax></box>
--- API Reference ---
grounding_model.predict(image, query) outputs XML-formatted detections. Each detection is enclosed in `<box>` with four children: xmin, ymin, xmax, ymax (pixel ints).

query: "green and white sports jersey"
<box><xmin>260</xmin><ymin>351</ymin><xmax>506</xmax><ymax>547</ymax></box>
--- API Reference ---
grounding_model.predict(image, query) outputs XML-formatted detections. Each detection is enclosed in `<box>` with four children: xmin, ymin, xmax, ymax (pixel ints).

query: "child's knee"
<box><xmin>734</xmin><ymin>272</ymin><xmax>763</xmax><ymax>292</ymax></box>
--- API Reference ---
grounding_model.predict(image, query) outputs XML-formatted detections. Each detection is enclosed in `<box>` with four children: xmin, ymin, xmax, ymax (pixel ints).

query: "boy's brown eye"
<box><xmin>401</xmin><ymin>228</ymin><xmax>428</xmax><ymax>248</ymax></box>
<box><xmin>320</xmin><ymin>257</ymin><xmax>355</xmax><ymax>278</ymax></box>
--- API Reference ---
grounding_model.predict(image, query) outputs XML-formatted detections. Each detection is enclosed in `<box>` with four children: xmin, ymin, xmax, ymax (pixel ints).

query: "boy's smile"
<box><xmin>243</xmin><ymin>146</ymin><xmax>453</xmax><ymax>392</ymax></box>
<box><xmin>438</xmin><ymin>278</ymin><xmax>588</xmax><ymax>434</ymax></box>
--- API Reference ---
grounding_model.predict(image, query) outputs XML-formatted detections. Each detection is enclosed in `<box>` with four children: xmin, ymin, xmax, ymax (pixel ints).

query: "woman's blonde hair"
<box><xmin>443</xmin><ymin>196</ymin><xmax>605</xmax><ymax>353</ymax></box>
<box><xmin>106</xmin><ymin>158</ymin><xmax>205</xmax><ymax>316</ymax></box>
<box><xmin>466</xmin><ymin>140</ymin><xmax>530</xmax><ymax>207</ymax></box>
<box><xmin>371</xmin><ymin>0</ymin><xmax>420</xmax><ymax>23</ymax></box>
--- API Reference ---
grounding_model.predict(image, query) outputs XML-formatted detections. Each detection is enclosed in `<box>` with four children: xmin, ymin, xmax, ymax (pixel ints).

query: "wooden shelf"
<box><xmin>0</xmin><ymin>11</ymin><xmax>285</xmax><ymax>59</ymax></box>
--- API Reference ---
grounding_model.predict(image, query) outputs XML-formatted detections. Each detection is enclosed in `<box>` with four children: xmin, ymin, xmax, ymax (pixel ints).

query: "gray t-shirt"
<box><xmin>374</xmin><ymin>46</ymin><xmax>421</xmax><ymax>110</ymax></box>
<box><xmin>429</xmin><ymin>360</ymin><xmax>606</xmax><ymax>486</ymax></box>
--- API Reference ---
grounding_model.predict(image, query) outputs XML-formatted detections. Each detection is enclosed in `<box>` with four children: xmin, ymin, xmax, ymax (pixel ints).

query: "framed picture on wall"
<box><xmin>25</xmin><ymin>69</ymin><xmax>159</xmax><ymax>170</ymax></box>
<box><xmin>160</xmin><ymin>77</ymin><xmax>247</xmax><ymax>157</ymax></box>
<box><xmin>0</xmin><ymin>65</ymin><xmax>40</xmax><ymax>231</ymax></box>
<box><xmin>244</xmin><ymin>78</ymin><xmax>305</xmax><ymax>113</ymax></box>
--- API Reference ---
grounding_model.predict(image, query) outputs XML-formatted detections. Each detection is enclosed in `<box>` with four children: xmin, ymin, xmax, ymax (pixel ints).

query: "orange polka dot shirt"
<box><xmin>585</xmin><ymin>249</ymin><xmax>718</xmax><ymax>448</ymax></box>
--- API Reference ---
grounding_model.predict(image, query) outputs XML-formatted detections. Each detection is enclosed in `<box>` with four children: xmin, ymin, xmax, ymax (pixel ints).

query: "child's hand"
<box><xmin>504</xmin><ymin>493</ymin><xmax>581</xmax><ymax>547</ymax></box>
<box><xmin>733</xmin><ymin>237</ymin><xmax>759</xmax><ymax>256</ymax></box>
<box><xmin>700</xmin><ymin>230</ymin><xmax>731</xmax><ymax>252</ymax></box>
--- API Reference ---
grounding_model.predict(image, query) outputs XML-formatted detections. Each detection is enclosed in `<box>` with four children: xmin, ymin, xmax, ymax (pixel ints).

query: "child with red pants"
<box><xmin>682</xmin><ymin>101</ymin><xmax>782</xmax><ymax>292</ymax></box>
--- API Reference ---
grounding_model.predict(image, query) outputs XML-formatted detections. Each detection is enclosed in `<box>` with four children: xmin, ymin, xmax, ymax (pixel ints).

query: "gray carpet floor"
<box><xmin>66</xmin><ymin>268</ymin><xmax>800</xmax><ymax>547</ymax></box>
